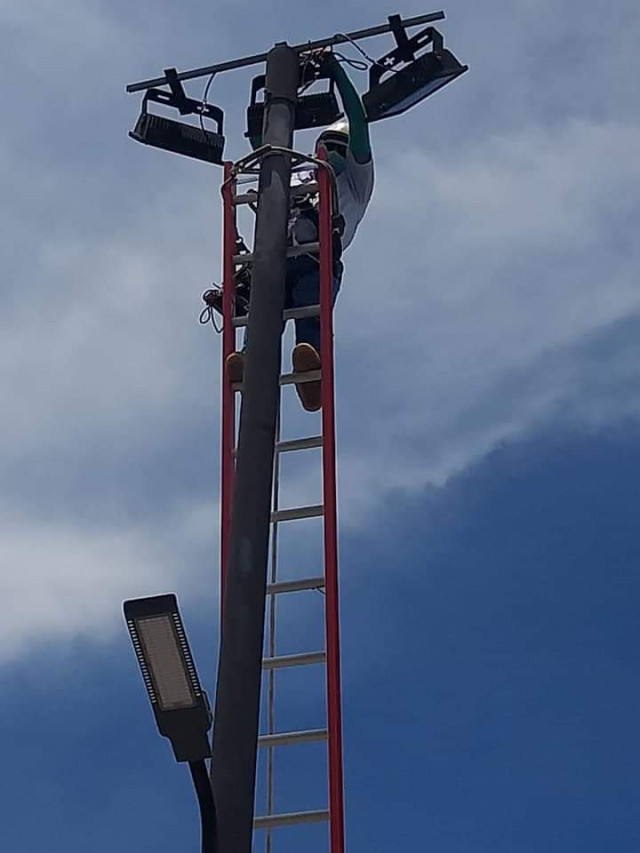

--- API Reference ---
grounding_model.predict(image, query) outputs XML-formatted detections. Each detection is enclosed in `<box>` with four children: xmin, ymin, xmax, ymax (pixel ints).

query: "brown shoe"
<box><xmin>226</xmin><ymin>351</ymin><xmax>245</xmax><ymax>384</ymax></box>
<box><xmin>292</xmin><ymin>343</ymin><xmax>321</xmax><ymax>412</ymax></box>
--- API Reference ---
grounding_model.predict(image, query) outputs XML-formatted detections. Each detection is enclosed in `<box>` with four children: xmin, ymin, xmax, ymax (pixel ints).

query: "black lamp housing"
<box><xmin>363</xmin><ymin>18</ymin><xmax>468</xmax><ymax>122</ymax></box>
<box><xmin>130</xmin><ymin>68</ymin><xmax>225</xmax><ymax>165</ymax></box>
<box><xmin>124</xmin><ymin>594</ymin><xmax>212</xmax><ymax>762</ymax></box>
<box><xmin>245</xmin><ymin>71</ymin><xmax>342</xmax><ymax>141</ymax></box>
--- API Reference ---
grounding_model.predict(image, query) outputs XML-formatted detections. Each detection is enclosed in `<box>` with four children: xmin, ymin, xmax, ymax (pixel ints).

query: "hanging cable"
<box><xmin>200</xmin><ymin>288</ymin><xmax>223</xmax><ymax>333</ymax></box>
<box><xmin>332</xmin><ymin>33</ymin><xmax>388</xmax><ymax>70</ymax></box>
<box><xmin>199</xmin><ymin>72</ymin><xmax>216</xmax><ymax>139</ymax></box>
<box><xmin>333</xmin><ymin>51</ymin><xmax>368</xmax><ymax>72</ymax></box>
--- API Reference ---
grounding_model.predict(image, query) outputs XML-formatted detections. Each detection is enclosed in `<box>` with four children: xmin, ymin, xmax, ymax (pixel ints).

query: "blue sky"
<box><xmin>1</xmin><ymin>0</ymin><xmax>640</xmax><ymax>850</ymax></box>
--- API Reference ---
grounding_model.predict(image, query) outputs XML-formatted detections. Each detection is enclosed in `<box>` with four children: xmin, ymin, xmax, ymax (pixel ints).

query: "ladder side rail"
<box><xmin>220</xmin><ymin>162</ymin><xmax>238</xmax><ymax>602</ymax></box>
<box><xmin>265</xmin><ymin>408</ymin><xmax>282</xmax><ymax>853</ymax></box>
<box><xmin>318</xmin><ymin>150</ymin><xmax>346</xmax><ymax>853</ymax></box>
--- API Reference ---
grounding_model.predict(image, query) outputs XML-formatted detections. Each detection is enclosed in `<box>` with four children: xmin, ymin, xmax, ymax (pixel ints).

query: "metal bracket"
<box><xmin>369</xmin><ymin>20</ymin><xmax>439</xmax><ymax>88</ymax></box>
<box><xmin>388</xmin><ymin>13</ymin><xmax>413</xmax><ymax>62</ymax></box>
<box><xmin>141</xmin><ymin>67</ymin><xmax>224</xmax><ymax>133</ymax></box>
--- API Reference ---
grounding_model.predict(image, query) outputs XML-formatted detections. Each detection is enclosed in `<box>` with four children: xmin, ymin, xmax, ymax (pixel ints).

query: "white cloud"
<box><xmin>2</xmin><ymin>0</ymin><xmax>640</xmax><ymax>660</ymax></box>
<box><xmin>0</xmin><ymin>177</ymin><xmax>222</xmax><ymax>458</ymax></box>
<box><xmin>0</xmin><ymin>498</ymin><xmax>218</xmax><ymax>665</ymax></box>
<box><xmin>332</xmin><ymin>118</ymin><xmax>640</xmax><ymax>512</ymax></box>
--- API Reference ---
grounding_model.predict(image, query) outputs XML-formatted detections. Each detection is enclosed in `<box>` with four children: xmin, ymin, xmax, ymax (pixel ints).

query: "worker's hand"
<box><xmin>318</xmin><ymin>48</ymin><xmax>340</xmax><ymax>76</ymax></box>
<box><xmin>300</xmin><ymin>47</ymin><xmax>335</xmax><ymax>85</ymax></box>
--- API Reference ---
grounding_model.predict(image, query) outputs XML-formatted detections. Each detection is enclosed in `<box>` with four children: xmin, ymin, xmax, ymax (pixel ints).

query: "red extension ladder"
<box><xmin>219</xmin><ymin>148</ymin><xmax>346</xmax><ymax>852</ymax></box>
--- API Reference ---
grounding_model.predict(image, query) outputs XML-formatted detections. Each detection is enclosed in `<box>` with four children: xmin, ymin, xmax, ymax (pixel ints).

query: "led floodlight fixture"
<box><xmin>245</xmin><ymin>72</ymin><xmax>342</xmax><ymax>141</ymax></box>
<box><xmin>124</xmin><ymin>594</ymin><xmax>212</xmax><ymax>762</ymax></box>
<box><xmin>363</xmin><ymin>18</ymin><xmax>468</xmax><ymax>122</ymax></box>
<box><xmin>130</xmin><ymin>68</ymin><xmax>226</xmax><ymax>165</ymax></box>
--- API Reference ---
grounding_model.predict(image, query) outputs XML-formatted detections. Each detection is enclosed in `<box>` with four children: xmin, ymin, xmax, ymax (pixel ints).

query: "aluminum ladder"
<box><xmin>219</xmin><ymin>149</ymin><xmax>346</xmax><ymax>852</ymax></box>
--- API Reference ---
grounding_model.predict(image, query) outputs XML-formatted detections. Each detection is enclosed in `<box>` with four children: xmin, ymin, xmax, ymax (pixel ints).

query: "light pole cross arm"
<box><xmin>125</xmin><ymin>10</ymin><xmax>445</xmax><ymax>93</ymax></box>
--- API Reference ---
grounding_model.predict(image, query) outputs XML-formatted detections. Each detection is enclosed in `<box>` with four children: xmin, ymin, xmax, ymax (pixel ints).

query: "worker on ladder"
<box><xmin>227</xmin><ymin>50</ymin><xmax>375</xmax><ymax>411</ymax></box>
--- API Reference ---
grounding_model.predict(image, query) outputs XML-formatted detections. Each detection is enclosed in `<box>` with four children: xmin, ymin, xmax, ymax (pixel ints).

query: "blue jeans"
<box><xmin>284</xmin><ymin>256</ymin><xmax>343</xmax><ymax>351</ymax></box>
<box><xmin>242</xmin><ymin>256</ymin><xmax>343</xmax><ymax>353</ymax></box>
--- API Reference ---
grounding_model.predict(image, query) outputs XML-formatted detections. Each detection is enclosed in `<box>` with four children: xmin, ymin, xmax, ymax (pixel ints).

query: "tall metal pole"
<box><xmin>210</xmin><ymin>43</ymin><xmax>300</xmax><ymax>853</ymax></box>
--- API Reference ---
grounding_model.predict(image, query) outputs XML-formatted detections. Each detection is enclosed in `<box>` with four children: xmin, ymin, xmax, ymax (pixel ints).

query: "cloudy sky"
<box><xmin>2</xmin><ymin>0</ymin><xmax>639</xmax><ymax>850</ymax></box>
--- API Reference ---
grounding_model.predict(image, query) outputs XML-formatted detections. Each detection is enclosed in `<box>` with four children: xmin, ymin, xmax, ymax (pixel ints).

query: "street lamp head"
<box><xmin>363</xmin><ymin>21</ymin><xmax>468</xmax><ymax>122</ymax></box>
<box><xmin>124</xmin><ymin>594</ymin><xmax>212</xmax><ymax>762</ymax></box>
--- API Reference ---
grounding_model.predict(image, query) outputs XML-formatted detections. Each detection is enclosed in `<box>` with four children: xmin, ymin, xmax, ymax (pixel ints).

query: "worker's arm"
<box><xmin>325</xmin><ymin>54</ymin><xmax>372</xmax><ymax>164</ymax></box>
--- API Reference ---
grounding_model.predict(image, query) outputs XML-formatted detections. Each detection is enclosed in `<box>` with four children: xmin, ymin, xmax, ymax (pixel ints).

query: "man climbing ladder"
<box><xmin>227</xmin><ymin>51</ymin><xmax>375</xmax><ymax>411</ymax></box>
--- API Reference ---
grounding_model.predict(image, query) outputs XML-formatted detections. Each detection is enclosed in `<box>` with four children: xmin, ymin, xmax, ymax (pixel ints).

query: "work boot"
<box><xmin>226</xmin><ymin>351</ymin><xmax>245</xmax><ymax>384</ymax></box>
<box><xmin>292</xmin><ymin>343</ymin><xmax>321</xmax><ymax>412</ymax></box>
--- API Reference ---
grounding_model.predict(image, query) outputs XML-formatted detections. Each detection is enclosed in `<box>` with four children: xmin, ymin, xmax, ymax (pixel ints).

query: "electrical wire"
<box><xmin>202</xmin><ymin>72</ymin><xmax>215</xmax><ymax>104</ymax></box>
<box><xmin>332</xmin><ymin>33</ymin><xmax>387</xmax><ymax>70</ymax></box>
<box><xmin>200</xmin><ymin>72</ymin><xmax>216</xmax><ymax>138</ymax></box>
<box><xmin>333</xmin><ymin>50</ymin><xmax>368</xmax><ymax>72</ymax></box>
<box><xmin>200</xmin><ymin>289</ymin><xmax>223</xmax><ymax>333</ymax></box>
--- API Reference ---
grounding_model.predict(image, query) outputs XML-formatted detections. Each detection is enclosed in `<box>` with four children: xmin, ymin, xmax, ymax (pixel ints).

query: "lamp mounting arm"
<box><xmin>369</xmin><ymin>21</ymin><xmax>443</xmax><ymax>88</ymax></box>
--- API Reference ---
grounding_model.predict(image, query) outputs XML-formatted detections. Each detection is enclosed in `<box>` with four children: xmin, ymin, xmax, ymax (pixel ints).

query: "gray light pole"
<box><xmin>209</xmin><ymin>43</ymin><xmax>300</xmax><ymax>853</ymax></box>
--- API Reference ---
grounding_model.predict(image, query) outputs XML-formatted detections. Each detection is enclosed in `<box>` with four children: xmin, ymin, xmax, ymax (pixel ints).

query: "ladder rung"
<box><xmin>233</xmin><ymin>304</ymin><xmax>320</xmax><ymax>328</ymax></box>
<box><xmin>262</xmin><ymin>651</ymin><xmax>326</xmax><ymax>670</ymax></box>
<box><xmin>285</xmin><ymin>304</ymin><xmax>322</xmax><ymax>320</ymax></box>
<box><xmin>234</xmin><ymin>190</ymin><xmax>258</xmax><ymax>205</ymax></box>
<box><xmin>290</xmin><ymin>181</ymin><xmax>319</xmax><ymax>197</ymax></box>
<box><xmin>232</xmin><ymin>436</ymin><xmax>322</xmax><ymax>460</ymax></box>
<box><xmin>279</xmin><ymin>369</ymin><xmax>321</xmax><ymax>386</ymax></box>
<box><xmin>232</xmin><ymin>369</ymin><xmax>321</xmax><ymax>394</ymax></box>
<box><xmin>271</xmin><ymin>505</ymin><xmax>324</xmax><ymax>523</ymax></box>
<box><xmin>254</xmin><ymin>809</ymin><xmax>329</xmax><ymax>830</ymax></box>
<box><xmin>234</xmin><ymin>174</ymin><xmax>258</xmax><ymax>185</ymax></box>
<box><xmin>234</xmin><ymin>182</ymin><xmax>318</xmax><ymax>206</ymax></box>
<box><xmin>289</xmin><ymin>243</ymin><xmax>320</xmax><ymax>258</ymax></box>
<box><xmin>258</xmin><ymin>728</ymin><xmax>328</xmax><ymax>748</ymax></box>
<box><xmin>234</xmin><ymin>244</ymin><xmax>319</xmax><ymax>265</ymax></box>
<box><xmin>277</xmin><ymin>435</ymin><xmax>323</xmax><ymax>454</ymax></box>
<box><xmin>266</xmin><ymin>576</ymin><xmax>325</xmax><ymax>595</ymax></box>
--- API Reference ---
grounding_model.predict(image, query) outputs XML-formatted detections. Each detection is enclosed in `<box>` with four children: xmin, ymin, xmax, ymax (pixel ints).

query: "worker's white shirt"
<box><xmin>289</xmin><ymin>151</ymin><xmax>374</xmax><ymax>251</ymax></box>
<box><xmin>334</xmin><ymin>149</ymin><xmax>375</xmax><ymax>250</ymax></box>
